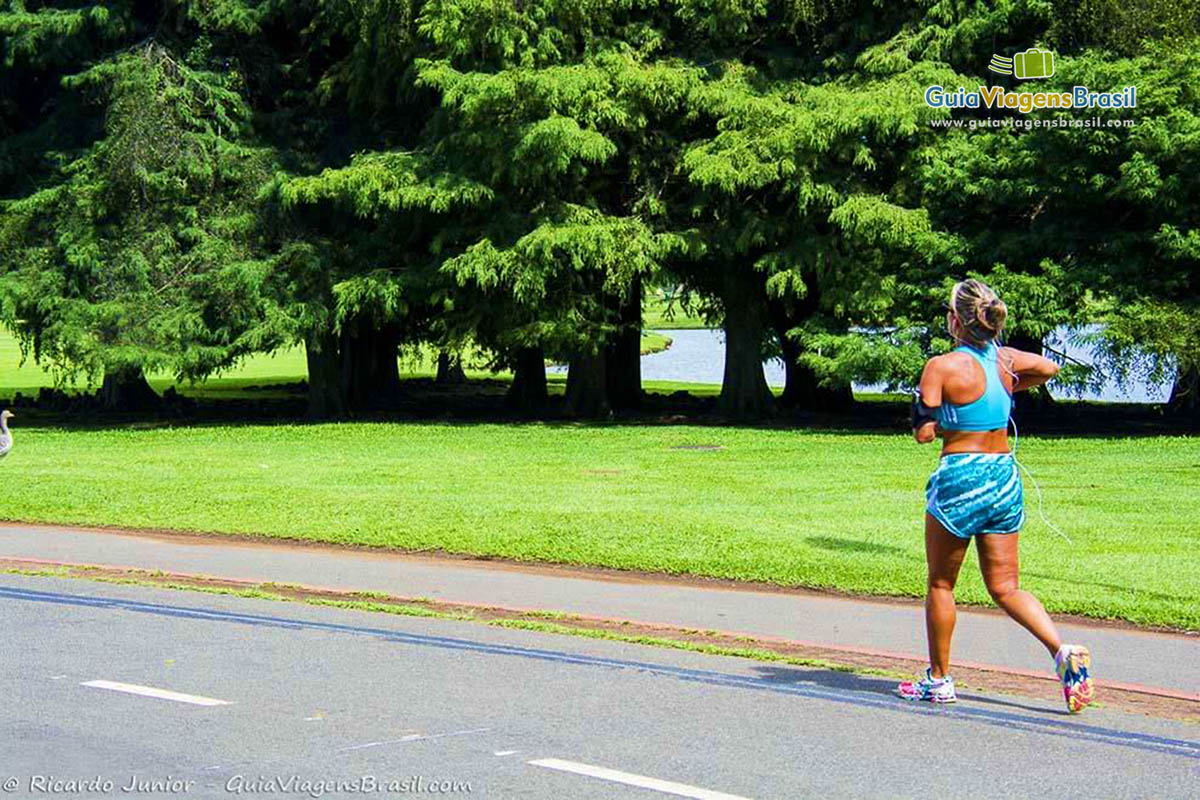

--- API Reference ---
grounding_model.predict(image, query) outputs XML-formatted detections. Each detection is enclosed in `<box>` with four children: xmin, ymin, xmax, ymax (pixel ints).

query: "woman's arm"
<box><xmin>999</xmin><ymin>347</ymin><xmax>1061</xmax><ymax>392</ymax></box>
<box><xmin>913</xmin><ymin>358</ymin><xmax>943</xmax><ymax>444</ymax></box>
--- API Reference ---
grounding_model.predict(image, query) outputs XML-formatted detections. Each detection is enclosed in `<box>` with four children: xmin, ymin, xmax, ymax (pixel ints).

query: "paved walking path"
<box><xmin>1</xmin><ymin>522</ymin><xmax>1195</xmax><ymax>696</ymax></box>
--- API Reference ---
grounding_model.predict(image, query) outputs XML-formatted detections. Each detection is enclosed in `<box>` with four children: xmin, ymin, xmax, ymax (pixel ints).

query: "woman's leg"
<box><xmin>925</xmin><ymin>513</ymin><xmax>969</xmax><ymax>678</ymax></box>
<box><xmin>976</xmin><ymin>532</ymin><xmax>1062</xmax><ymax>656</ymax></box>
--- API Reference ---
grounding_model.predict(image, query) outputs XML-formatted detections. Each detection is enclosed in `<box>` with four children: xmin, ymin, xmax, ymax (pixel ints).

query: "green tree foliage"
<box><xmin>0</xmin><ymin>2</ymin><xmax>280</xmax><ymax>408</ymax></box>
<box><xmin>2</xmin><ymin>0</ymin><xmax>1195</xmax><ymax>421</ymax></box>
<box><xmin>680</xmin><ymin>60</ymin><xmax>964</xmax><ymax>414</ymax></box>
<box><xmin>1050</xmin><ymin>0</ymin><xmax>1200</xmax><ymax>56</ymax></box>
<box><xmin>263</xmin><ymin>0</ymin><xmax>470</xmax><ymax>416</ymax></box>
<box><xmin>787</xmin><ymin>2</ymin><xmax>1200</xmax><ymax>415</ymax></box>
<box><xmin>284</xmin><ymin>0</ymin><xmax>708</xmax><ymax>416</ymax></box>
<box><xmin>418</xmin><ymin>43</ymin><xmax>701</xmax><ymax>414</ymax></box>
<box><xmin>910</xmin><ymin>15</ymin><xmax>1200</xmax><ymax>410</ymax></box>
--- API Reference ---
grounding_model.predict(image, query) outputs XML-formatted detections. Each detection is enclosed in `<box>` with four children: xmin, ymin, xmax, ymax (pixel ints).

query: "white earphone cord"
<box><xmin>998</xmin><ymin>354</ymin><xmax>1073</xmax><ymax>544</ymax></box>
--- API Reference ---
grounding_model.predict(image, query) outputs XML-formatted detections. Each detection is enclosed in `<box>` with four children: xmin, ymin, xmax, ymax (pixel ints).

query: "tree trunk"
<box><xmin>1168</xmin><ymin>365</ymin><xmax>1199</xmax><ymax>416</ymax></box>
<box><xmin>436</xmin><ymin>351</ymin><xmax>467</xmax><ymax>386</ymax></box>
<box><xmin>341</xmin><ymin>321</ymin><xmax>401</xmax><ymax>411</ymax></box>
<box><xmin>718</xmin><ymin>274</ymin><xmax>775</xmax><ymax>419</ymax></box>
<box><xmin>605</xmin><ymin>274</ymin><xmax>643</xmax><ymax>411</ymax></box>
<box><xmin>98</xmin><ymin>366</ymin><xmax>161</xmax><ymax>412</ymax></box>
<box><xmin>565</xmin><ymin>350</ymin><xmax>610</xmax><ymax>418</ymax></box>
<box><xmin>780</xmin><ymin>356</ymin><xmax>854</xmax><ymax>412</ymax></box>
<box><xmin>305</xmin><ymin>328</ymin><xmax>347</xmax><ymax>419</ymax></box>
<box><xmin>506</xmin><ymin>346</ymin><xmax>548</xmax><ymax>412</ymax></box>
<box><xmin>768</xmin><ymin>296</ymin><xmax>853</xmax><ymax>412</ymax></box>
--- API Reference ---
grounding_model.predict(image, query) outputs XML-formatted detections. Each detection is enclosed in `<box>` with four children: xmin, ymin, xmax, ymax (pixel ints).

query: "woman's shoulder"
<box><xmin>925</xmin><ymin>350</ymin><xmax>975</xmax><ymax>372</ymax></box>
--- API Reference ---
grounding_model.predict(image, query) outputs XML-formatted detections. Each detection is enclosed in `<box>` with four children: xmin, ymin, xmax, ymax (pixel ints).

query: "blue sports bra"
<box><xmin>936</xmin><ymin>342</ymin><xmax>1012</xmax><ymax>432</ymax></box>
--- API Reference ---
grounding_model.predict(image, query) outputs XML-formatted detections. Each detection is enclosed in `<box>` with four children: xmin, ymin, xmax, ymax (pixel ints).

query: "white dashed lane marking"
<box><xmin>80</xmin><ymin>680</ymin><xmax>231</xmax><ymax>706</ymax></box>
<box><xmin>529</xmin><ymin>758</ymin><xmax>754</xmax><ymax>799</ymax></box>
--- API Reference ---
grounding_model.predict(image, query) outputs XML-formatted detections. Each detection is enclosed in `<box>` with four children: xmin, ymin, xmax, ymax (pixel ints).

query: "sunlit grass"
<box><xmin>3</xmin><ymin>420</ymin><xmax>1195</xmax><ymax>630</ymax></box>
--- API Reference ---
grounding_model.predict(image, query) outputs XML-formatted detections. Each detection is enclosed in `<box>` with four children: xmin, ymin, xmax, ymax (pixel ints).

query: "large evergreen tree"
<box><xmin>0</xmin><ymin>1</ymin><xmax>281</xmax><ymax>409</ymax></box>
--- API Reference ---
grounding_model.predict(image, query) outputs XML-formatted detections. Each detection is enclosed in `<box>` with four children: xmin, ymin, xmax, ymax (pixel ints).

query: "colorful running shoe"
<box><xmin>897</xmin><ymin>669</ymin><xmax>957</xmax><ymax>704</ymax></box>
<box><xmin>1055</xmin><ymin>644</ymin><xmax>1094</xmax><ymax>713</ymax></box>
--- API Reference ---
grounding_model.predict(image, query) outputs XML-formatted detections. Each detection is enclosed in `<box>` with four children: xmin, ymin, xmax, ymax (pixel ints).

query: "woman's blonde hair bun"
<box><xmin>951</xmin><ymin>279</ymin><xmax>1007</xmax><ymax>345</ymax></box>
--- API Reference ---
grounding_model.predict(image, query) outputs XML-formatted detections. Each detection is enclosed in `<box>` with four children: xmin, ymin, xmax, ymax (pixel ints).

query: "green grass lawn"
<box><xmin>3</xmin><ymin>421</ymin><xmax>1196</xmax><ymax>630</ymax></box>
<box><xmin>0</xmin><ymin>333</ymin><xmax>312</xmax><ymax>400</ymax></box>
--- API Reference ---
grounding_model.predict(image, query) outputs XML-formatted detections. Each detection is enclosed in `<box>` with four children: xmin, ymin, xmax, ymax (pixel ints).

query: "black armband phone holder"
<box><xmin>911</xmin><ymin>392</ymin><xmax>938</xmax><ymax>429</ymax></box>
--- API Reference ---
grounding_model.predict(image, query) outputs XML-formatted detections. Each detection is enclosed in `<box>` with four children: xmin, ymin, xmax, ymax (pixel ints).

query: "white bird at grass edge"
<box><xmin>0</xmin><ymin>410</ymin><xmax>13</xmax><ymax>458</ymax></box>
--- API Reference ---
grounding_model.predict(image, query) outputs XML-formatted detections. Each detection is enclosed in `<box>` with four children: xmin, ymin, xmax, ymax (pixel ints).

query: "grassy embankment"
<box><xmin>3</xmin><ymin>421</ymin><xmax>1196</xmax><ymax>631</ymax></box>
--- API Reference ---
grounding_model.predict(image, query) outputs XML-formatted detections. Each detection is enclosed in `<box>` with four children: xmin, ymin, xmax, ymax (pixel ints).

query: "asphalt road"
<box><xmin>4</xmin><ymin>524</ymin><xmax>1195</xmax><ymax>695</ymax></box>
<box><xmin>1</xmin><ymin>574</ymin><xmax>1197</xmax><ymax>800</ymax></box>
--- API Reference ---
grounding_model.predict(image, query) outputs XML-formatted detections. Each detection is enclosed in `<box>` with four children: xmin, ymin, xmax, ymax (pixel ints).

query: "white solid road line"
<box><xmin>80</xmin><ymin>680</ymin><xmax>231</xmax><ymax>706</ymax></box>
<box><xmin>528</xmin><ymin>758</ymin><xmax>754</xmax><ymax>800</ymax></box>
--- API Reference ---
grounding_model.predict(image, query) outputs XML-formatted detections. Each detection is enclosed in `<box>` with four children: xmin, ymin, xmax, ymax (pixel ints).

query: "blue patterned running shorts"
<box><xmin>925</xmin><ymin>453</ymin><xmax>1024</xmax><ymax>539</ymax></box>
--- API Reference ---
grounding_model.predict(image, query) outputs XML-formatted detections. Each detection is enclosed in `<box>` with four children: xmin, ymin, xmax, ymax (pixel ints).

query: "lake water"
<box><xmin>631</xmin><ymin>328</ymin><xmax>1170</xmax><ymax>403</ymax></box>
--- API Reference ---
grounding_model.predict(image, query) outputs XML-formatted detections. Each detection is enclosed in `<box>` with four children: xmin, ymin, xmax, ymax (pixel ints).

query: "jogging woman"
<box><xmin>898</xmin><ymin>279</ymin><xmax>1094</xmax><ymax>714</ymax></box>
